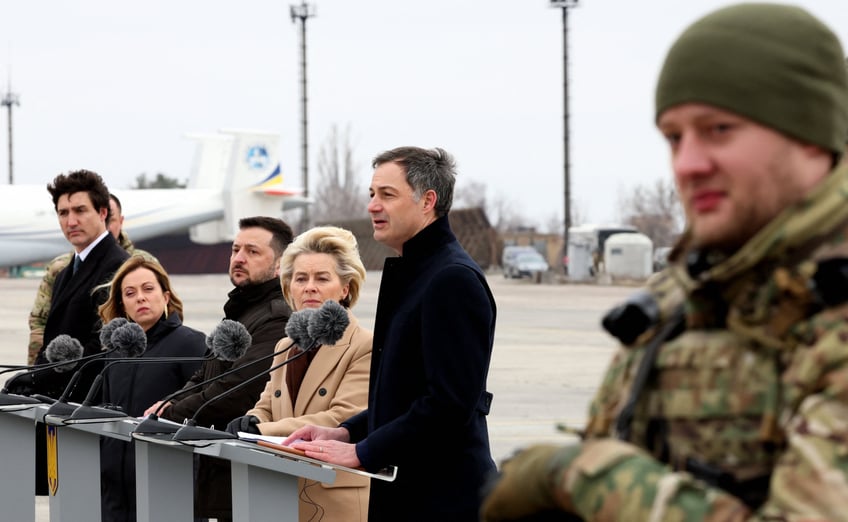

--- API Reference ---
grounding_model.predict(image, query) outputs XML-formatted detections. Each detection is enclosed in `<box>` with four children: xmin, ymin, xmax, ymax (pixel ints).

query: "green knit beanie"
<box><xmin>655</xmin><ymin>3</ymin><xmax>848</xmax><ymax>155</ymax></box>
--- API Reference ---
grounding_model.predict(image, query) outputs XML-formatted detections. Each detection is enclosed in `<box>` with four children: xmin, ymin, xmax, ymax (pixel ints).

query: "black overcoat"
<box><xmin>99</xmin><ymin>312</ymin><xmax>206</xmax><ymax>522</ymax></box>
<box><xmin>162</xmin><ymin>277</ymin><xmax>291</xmax><ymax>519</ymax></box>
<box><xmin>37</xmin><ymin>233</ymin><xmax>129</xmax><ymax>400</ymax></box>
<box><xmin>343</xmin><ymin>216</ymin><xmax>497</xmax><ymax>521</ymax></box>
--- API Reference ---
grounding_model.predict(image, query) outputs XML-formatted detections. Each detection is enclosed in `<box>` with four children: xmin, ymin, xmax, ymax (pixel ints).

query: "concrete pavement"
<box><xmin>0</xmin><ymin>271</ymin><xmax>636</xmax><ymax>520</ymax></box>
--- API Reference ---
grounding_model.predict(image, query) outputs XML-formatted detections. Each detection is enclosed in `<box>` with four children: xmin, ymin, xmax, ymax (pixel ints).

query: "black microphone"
<box><xmin>2</xmin><ymin>316</ymin><xmax>130</xmax><ymax>379</ymax></box>
<box><xmin>44</xmin><ymin>321</ymin><xmax>147</xmax><ymax>418</ymax></box>
<box><xmin>0</xmin><ymin>336</ymin><xmax>87</xmax><ymax>408</ymax></box>
<box><xmin>133</xmin><ymin>317</ymin><xmax>265</xmax><ymax>434</ymax></box>
<box><xmin>206</xmin><ymin>319</ymin><xmax>255</xmax><ymax>362</ymax></box>
<box><xmin>15</xmin><ymin>317</ymin><xmax>134</xmax><ymax>404</ymax></box>
<box><xmin>66</xmin><ymin>319</ymin><xmax>253</xmax><ymax>424</ymax></box>
<box><xmin>172</xmin><ymin>300</ymin><xmax>349</xmax><ymax>442</ymax></box>
<box><xmin>135</xmin><ymin>312</ymin><xmax>313</xmax><ymax>435</ymax></box>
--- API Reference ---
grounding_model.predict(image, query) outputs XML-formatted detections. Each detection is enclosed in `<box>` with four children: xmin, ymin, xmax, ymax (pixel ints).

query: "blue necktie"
<box><xmin>73</xmin><ymin>255</ymin><xmax>82</xmax><ymax>275</ymax></box>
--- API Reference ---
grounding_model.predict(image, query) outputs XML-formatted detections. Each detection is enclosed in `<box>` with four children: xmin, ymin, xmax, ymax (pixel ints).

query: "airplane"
<box><xmin>0</xmin><ymin>129</ymin><xmax>310</xmax><ymax>267</ymax></box>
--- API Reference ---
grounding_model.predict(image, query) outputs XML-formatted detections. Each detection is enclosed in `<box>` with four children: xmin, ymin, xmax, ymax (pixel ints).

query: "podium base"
<box><xmin>0</xmin><ymin>393</ymin><xmax>44</xmax><ymax>411</ymax></box>
<box><xmin>0</xmin><ymin>393</ymin><xmax>42</xmax><ymax>406</ymax></box>
<box><xmin>172</xmin><ymin>424</ymin><xmax>237</xmax><ymax>442</ymax></box>
<box><xmin>44</xmin><ymin>401</ymin><xmax>79</xmax><ymax>419</ymax></box>
<box><xmin>133</xmin><ymin>415</ymin><xmax>181</xmax><ymax>435</ymax></box>
<box><xmin>64</xmin><ymin>405</ymin><xmax>130</xmax><ymax>424</ymax></box>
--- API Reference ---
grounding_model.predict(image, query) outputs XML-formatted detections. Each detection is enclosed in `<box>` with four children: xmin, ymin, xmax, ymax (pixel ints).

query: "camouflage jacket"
<box><xmin>565</xmin><ymin>163</ymin><xmax>848</xmax><ymax>521</ymax></box>
<box><xmin>27</xmin><ymin>232</ymin><xmax>156</xmax><ymax>364</ymax></box>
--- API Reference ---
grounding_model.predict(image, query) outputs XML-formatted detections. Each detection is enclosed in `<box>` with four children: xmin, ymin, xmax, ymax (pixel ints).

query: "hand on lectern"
<box><xmin>226</xmin><ymin>415</ymin><xmax>260</xmax><ymax>436</ymax></box>
<box><xmin>282</xmin><ymin>424</ymin><xmax>349</xmax><ymax>446</ymax></box>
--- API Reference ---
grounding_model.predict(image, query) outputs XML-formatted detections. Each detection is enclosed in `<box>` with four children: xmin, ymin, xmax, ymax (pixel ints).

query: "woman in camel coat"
<box><xmin>233</xmin><ymin>226</ymin><xmax>372</xmax><ymax>522</ymax></box>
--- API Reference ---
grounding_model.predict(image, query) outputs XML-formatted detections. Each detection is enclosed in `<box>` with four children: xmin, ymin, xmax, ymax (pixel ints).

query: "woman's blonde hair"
<box><xmin>279</xmin><ymin>226</ymin><xmax>366</xmax><ymax>309</ymax></box>
<box><xmin>98</xmin><ymin>255</ymin><xmax>184</xmax><ymax>324</ymax></box>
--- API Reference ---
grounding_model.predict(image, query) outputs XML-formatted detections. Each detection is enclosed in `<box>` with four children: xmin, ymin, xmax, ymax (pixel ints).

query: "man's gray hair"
<box><xmin>372</xmin><ymin>146</ymin><xmax>456</xmax><ymax>217</ymax></box>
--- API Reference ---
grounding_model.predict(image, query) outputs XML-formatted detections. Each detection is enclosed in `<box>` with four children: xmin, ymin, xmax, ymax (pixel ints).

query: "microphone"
<box><xmin>135</xmin><ymin>313</ymin><xmax>311</xmax><ymax>435</ymax></box>
<box><xmin>172</xmin><ymin>301</ymin><xmax>349</xmax><ymax>442</ymax></box>
<box><xmin>45</xmin><ymin>335</ymin><xmax>87</xmax><ymax>373</ymax></box>
<box><xmin>206</xmin><ymin>319</ymin><xmax>255</xmax><ymax>362</ymax></box>
<box><xmin>133</xmin><ymin>318</ymin><xmax>262</xmax><ymax>434</ymax></box>
<box><xmin>305</xmin><ymin>300</ymin><xmax>349</xmax><ymax>347</ymax></box>
<box><xmin>66</xmin><ymin>320</ymin><xmax>253</xmax><ymax>424</ymax></box>
<box><xmin>0</xmin><ymin>336</ymin><xmax>86</xmax><ymax>408</ymax></box>
<box><xmin>100</xmin><ymin>317</ymin><xmax>130</xmax><ymax>349</ymax></box>
<box><xmin>44</xmin><ymin>321</ymin><xmax>147</xmax><ymax>418</ymax></box>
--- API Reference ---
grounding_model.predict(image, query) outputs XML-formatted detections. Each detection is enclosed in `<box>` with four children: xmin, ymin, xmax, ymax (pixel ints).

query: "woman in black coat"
<box><xmin>97</xmin><ymin>255</ymin><xmax>207</xmax><ymax>522</ymax></box>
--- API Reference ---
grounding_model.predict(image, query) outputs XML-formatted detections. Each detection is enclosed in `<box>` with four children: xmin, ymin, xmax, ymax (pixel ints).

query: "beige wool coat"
<box><xmin>248</xmin><ymin>310</ymin><xmax>372</xmax><ymax>522</ymax></box>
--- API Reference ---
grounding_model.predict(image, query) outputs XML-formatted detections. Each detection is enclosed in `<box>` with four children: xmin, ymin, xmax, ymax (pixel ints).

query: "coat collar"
<box><xmin>399</xmin><ymin>215</ymin><xmax>456</xmax><ymax>262</ymax></box>
<box><xmin>293</xmin><ymin>310</ymin><xmax>359</xmax><ymax>414</ymax></box>
<box><xmin>224</xmin><ymin>278</ymin><xmax>282</xmax><ymax>319</ymax></box>
<box><xmin>54</xmin><ymin>233</ymin><xmax>121</xmax><ymax>300</ymax></box>
<box><xmin>144</xmin><ymin>311</ymin><xmax>182</xmax><ymax>347</ymax></box>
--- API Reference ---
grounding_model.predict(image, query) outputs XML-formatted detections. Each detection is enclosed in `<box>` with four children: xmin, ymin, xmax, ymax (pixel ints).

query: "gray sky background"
<box><xmin>0</xmin><ymin>0</ymin><xmax>845</xmax><ymax>230</ymax></box>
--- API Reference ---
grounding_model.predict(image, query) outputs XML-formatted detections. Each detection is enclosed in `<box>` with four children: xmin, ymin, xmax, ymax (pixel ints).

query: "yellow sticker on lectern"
<box><xmin>46</xmin><ymin>425</ymin><xmax>58</xmax><ymax>496</ymax></box>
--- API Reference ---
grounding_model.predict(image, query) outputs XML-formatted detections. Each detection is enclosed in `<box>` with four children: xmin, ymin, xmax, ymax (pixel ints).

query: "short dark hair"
<box><xmin>371</xmin><ymin>147</ymin><xmax>456</xmax><ymax>217</ymax></box>
<box><xmin>47</xmin><ymin>169</ymin><xmax>112</xmax><ymax>218</ymax></box>
<box><xmin>238</xmin><ymin>216</ymin><xmax>294</xmax><ymax>258</ymax></box>
<box><xmin>109</xmin><ymin>193</ymin><xmax>123</xmax><ymax>213</ymax></box>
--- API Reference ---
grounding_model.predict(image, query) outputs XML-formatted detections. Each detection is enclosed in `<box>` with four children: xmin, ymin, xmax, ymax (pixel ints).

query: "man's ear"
<box><xmin>421</xmin><ymin>189</ymin><xmax>438</xmax><ymax>214</ymax></box>
<box><xmin>99</xmin><ymin>206</ymin><xmax>109</xmax><ymax>222</ymax></box>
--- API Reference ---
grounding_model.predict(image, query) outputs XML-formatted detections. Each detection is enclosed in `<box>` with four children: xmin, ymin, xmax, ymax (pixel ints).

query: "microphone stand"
<box><xmin>44</xmin><ymin>347</ymin><xmax>129</xmax><ymax>418</ymax></box>
<box><xmin>64</xmin><ymin>354</ymin><xmax>217</xmax><ymax>424</ymax></box>
<box><xmin>172</xmin><ymin>342</ymin><xmax>319</xmax><ymax>442</ymax></box>
<box><xmin>0</xmin><ymin>350</ymin><xmax>113</xmax><ymax>409</ymax></box>
<box><xmin>133</xmin><ymin>340</ymin><xmax>299</xmax><ymax>435</ymax></box>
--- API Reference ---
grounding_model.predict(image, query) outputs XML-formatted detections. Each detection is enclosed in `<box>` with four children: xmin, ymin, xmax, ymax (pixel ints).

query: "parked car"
<box><xmin>502</xmin><ymin>246</ymin><xmax>539</xmax><ymax>277</ymax></box>
<box><xmin>504</xmin><ymin>250</ymin><xmax>549</xmax><ymax>279</ymax></box>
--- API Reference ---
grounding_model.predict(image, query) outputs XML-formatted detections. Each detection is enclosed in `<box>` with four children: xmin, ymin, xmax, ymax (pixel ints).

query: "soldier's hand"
<box><xmin>481</xmin><ymin>444</ymin><xmax>581</xmax><ymax>522</ymax></box>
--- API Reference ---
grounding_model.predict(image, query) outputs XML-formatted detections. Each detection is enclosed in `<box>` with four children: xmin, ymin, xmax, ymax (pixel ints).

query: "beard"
<box><xmin>229</xmin><ymin>263</ymin><xmax>277</xmax><ymax>287</ymax></box>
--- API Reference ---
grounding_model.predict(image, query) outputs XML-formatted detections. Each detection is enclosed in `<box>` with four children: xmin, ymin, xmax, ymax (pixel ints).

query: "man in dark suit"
<box><xmin>8</xmin><ymin>169</ymin><xmax>130</xmax><ymax>496</ymax></box>
<box><xmin>286</xmin><ymin>147</ymin><xmax>498</xmax><ymax>521</ymax></box>
<box><xmin>28</xmin><ymin>170</ymin><xmax>130</xmax><ymax>400</ymax></box>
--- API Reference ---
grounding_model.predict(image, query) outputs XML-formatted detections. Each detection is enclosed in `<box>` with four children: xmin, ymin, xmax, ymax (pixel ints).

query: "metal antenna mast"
<box><xmin>291</xmin><ymin>1</ymin><xmax>316</xmax><ymax>231</ymax></box>
<box><xmin>550</xmin><ymin>0</ymin><xmax>578</xmax><ymax>274</ymax></box>
<box><xmin>1</xmin><ymin>71</ymin><xmax>19</xmax><ymax>185</ymax></box>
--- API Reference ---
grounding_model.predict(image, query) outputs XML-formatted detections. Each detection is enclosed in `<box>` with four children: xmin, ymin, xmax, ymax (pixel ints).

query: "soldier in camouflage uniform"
<box><xmin>482</xmin><ymin>4</ymin><xmax>848</xmax><ymax>521</ymax></box>
<box><xmin>27</xmin><ymin>193</ymin><xmax>156</xmax><ymax>364</ymax></box>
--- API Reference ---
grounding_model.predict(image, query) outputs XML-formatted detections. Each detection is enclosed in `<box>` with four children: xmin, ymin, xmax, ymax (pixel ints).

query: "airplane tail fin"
<box><xmin>187</xmin><ymin>129</ymin><xmax>309</xmax><ymax>244</ymax></box>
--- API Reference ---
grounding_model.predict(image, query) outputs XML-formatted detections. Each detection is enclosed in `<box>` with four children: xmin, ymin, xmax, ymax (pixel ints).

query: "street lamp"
<box><xmin>290</xmin><ymin>1</ymin><xmax>316</xmax><ymax>230</ymax></box>
<box><xmin>549</xmin><ymin>0</ymin><xmax>578</xmax><ymax>274</ymax></box>
<box><xmin>1</xmin><ymin>80</ymin><xmax>20</xmax><ymax>185</ymax></box>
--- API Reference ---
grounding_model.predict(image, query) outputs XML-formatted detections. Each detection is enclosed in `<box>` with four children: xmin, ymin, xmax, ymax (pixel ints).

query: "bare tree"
<box><xmin>543</xmin><ymin>212</ymin><xmax>563</xmax><ymax>236</ymax></box>
<box><xmin>311</xmin><ymin>125</ymin><xmax>369</xmax><ymax>223</ymax></box>
<box><xmin>542</xmin><ymin>199</ymin><xmax>587</xmax><ymax>235</ymax></box>
<box><xmin>489</xmin><ymin>192</ymin><xmax>527</xmax><ymax>232</ymax></box>
<box><xmin>453</xmin><ymin>180</ymin><xmax>488</xmax><ymax>211</ymax></box>
<box><xmin>132</xmin><ymin>172</ymin><xmax>186</xmax><ymax>189</ymax></box>
<box><xmin>618</xmin><ymin>178</ymin><xmax>683</xmax><ymax>247</ymax></box>
<box><xmin>454</xmin><ymin>179</ymin><xmax>535</xmax><ymax>232</ymax></box>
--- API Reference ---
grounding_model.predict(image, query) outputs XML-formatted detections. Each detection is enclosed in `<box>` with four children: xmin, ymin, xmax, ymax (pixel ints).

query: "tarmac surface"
<box><xmin>0</xmin><ymin>271</ymin><xmax>636</xmax><ymax>520</ymax></box>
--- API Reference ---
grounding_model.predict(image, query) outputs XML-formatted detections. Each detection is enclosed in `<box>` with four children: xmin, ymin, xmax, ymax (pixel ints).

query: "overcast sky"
<box><xmin>1</xmin><ymin>0</ymin><xmax>845</xmax><ymax>230</ymax></box>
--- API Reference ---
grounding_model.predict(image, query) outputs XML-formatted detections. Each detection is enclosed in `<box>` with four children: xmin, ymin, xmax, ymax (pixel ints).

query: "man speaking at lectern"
<box><xmin>285</xmin><ymin>146</ymin><xmax>497</xmax><ymax>521</ymax></box>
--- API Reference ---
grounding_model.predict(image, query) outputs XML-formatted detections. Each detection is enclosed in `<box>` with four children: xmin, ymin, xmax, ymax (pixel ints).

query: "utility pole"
<box><xmin>550</xmin><ymin>0</ymin><xmax>578</xmax><ymax>274</ymax></box>
<box><xmin>1</xmin><ymin>75</ymin><xmax>19</xmax><ymax>185</ymax></box>
<box><xmin>291</xmin><ymin>1</ymin><xmax>316</xmax><ymax>231</ymax></box>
